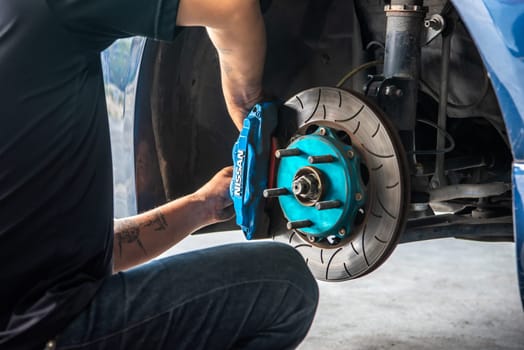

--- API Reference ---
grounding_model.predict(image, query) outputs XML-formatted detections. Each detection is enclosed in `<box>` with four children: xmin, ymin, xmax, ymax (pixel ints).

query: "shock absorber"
<box><xmin>375</xmin><ymin>1</ymin><xmax>428</xmax><ymax>157</ymax></box>
<box><xmin>359</xmin><ymin>0</ymin><xmax>429</xmax><ymax>212</ymax></box>
<box><xmin>384</xmin><ymin>1</ymin><xmax>427</xmax><ymax>77</ymax></box>
<box><xmin>384</xmin><ymin>0</ymin><xmax>427</xmax><ymax>119</ymax></box>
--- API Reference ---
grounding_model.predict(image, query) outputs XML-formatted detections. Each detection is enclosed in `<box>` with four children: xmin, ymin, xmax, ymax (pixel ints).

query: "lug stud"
<box><xmin>339</xmin><ymin>228</ymin><xmax>347</xmax><ymax>236</ymax></box>
<box><xmin>307</xmin><ymin>235</ymin><xmax>316</xmax><ymax>243</ymax></box>
<box><xmin>263</xmin><ymin>188</ymin><xmax>289</xmax><ymax>198</ymax></box>
<box><xmin>318</xmin><ymin>128</ymin><xmax>327</xmax><ymax>136</ymax></box>
<box><xmin>315</xmin><ymin>200</ymin><xmax>342</xmax><ymax>210</ymax></box>
<box><xmin>275</xmin><ymin>148</ymin><xmax>301</xmax><ymax>158</ymax></box>
<box><xmin>355</xmin><ymin>193</ymin><xmax>363</xmax><ymax>201</ymax></box>
<box><xmin>308</xmin><ymin>155</ymin><xmax>335</xmax><ymax>164</ymax></box>
<box><xmin>287</xmin><ymin>220</ymin><xmax>313</xmax><ymax>230</ymax></box>
<box><xmin>347</xmin><ymin>150</ymin><xmax>355</xmax><ymax>159</ymax></box>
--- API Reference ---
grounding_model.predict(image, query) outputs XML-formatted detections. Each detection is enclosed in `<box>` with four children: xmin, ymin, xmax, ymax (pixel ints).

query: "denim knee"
<box><xmin>246</xmin><ymin>241</ymin><xmax>319</xmax><ymax>306</ymax></box>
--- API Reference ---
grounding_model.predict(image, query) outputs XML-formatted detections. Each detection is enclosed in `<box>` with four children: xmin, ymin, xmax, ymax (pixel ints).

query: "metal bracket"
<box><xmin>376</xmin><ymin>77</ymin><xmax>418</xmax><ymax>131</ymax></box>
<box><xmin>424</xmin><ymin>14</ymin><xmax>446</xmax><ymax>45</ymax></box>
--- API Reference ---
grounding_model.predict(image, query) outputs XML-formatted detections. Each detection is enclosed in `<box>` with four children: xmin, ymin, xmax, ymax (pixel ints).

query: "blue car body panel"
<box><xmin>452</xmin><ymin>0</ymin><xmax>524</xmax><ymax>307</ymax></box>
<box><xmin>512</xmin><ymin>164</ymin><xmax>524</xmax><ymax>306</ymax></box>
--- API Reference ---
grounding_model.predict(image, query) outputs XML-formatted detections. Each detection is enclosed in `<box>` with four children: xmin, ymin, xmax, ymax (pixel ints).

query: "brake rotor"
<box><xmin>273</xmin><ymin>87</ymin><xmax>410</xmax><ymax>281</ymax></box>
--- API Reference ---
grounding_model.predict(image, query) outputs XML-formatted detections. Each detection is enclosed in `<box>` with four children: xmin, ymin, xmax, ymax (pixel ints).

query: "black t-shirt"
<box><xmin>0</xmin><ymin>0</ymin><xmax>180</xmax><ymax>348</ymax></box>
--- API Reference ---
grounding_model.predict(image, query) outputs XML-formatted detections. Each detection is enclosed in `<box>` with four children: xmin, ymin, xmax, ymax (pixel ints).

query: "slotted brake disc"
<box><xmin>273</xmin><ymin>87</ymin><xmax>409</xmax><ymax>281</ymax></box>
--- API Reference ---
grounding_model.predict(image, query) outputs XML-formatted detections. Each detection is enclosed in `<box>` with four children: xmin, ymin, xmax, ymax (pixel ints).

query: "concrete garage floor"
<box><xmin>159</xmin><ymin>231</ymin><xmax>524</xmax><ymax>350</ymax></box>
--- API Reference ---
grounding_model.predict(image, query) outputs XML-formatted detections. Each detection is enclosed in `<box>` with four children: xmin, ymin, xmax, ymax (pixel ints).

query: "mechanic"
<box><xmin>0</xmin><ymin>0</ymin><xmax>319</xmax><ymax>349</ymax></box>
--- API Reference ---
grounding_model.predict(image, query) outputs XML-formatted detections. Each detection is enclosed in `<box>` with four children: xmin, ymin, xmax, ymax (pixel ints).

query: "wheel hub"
<box><xmin>276</xmin><ymin>127</ymin><xmax>366</xmax><ymax>241</ymax></box>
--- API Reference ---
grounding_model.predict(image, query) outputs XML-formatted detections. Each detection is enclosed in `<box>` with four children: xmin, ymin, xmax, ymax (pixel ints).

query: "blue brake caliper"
<box><xmin>230</xmin><ymin>102</ymin><xmax>278</xmax><ymax>240</ymax></box>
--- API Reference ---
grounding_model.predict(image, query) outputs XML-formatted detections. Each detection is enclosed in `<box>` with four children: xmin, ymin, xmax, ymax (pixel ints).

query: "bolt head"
<box><xmin>355</xmin><ymin>193</ymin><xmax>363</xmax><ymax>201</ymax></box>
<box><xmin>339</xmin><ymin>228</ymin><xmax>346</xmax><ymax>236</ymax></box>
<box><xmin>384</xmin><ymin>85</ymin><xmax>403</xmax><ymax>98</ymax></box>
<box><xmin>415</xmin><ymin>163</ymin><xmax>424</xmax><ymax>175</ymax></box>
<box><xmin>307</xmin><ymin>235</ymin><xmax>316</xmax><ymax>243</ymax></box>
<box><xmin>347</xmin><ymin>150</ymin><xmax>355</xmax><ymax>159</ymax></box>
<box><xmin>318</xmin><ymin>128</ymin><xmax>326</xmax><ymax>136</ymax></box>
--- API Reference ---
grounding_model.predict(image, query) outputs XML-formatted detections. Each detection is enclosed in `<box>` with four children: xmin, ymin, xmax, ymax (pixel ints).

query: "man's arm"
<box><xmin>176</xmin><ymin>0</ymin><xmax>266</xmax><ymax>129</ymax></box>
<box><xmin>113</xmin><ymin>167</ymin><xmax>234</xmax><ymax>272</ymax></box>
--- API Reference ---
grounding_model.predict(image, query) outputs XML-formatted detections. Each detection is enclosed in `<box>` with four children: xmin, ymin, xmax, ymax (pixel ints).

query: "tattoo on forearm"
<box><xmin>114</xmin><ymin>211</ymin><xmax>167</xmax><ymax>259</ymax></box>
<box><xmin>115</xmin><ymin>219</ymin><xmax>147</xmax><ymax>258</ymax></box>
<box><xmin>143</xmin><ymin>210</ymin><xmax>168</xmax><ymax>231</ymax></box>
<box><xmin>222</xmin><ymin>62</ymin><xmax>233</xmax><ymax>77</ymax></box>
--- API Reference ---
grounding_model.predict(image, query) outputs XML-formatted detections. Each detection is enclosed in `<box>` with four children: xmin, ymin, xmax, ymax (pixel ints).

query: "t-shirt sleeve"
<box><xmin>46</xmin><ymin>0</ymin><xmax>181</xmax><ymax>45</ymax></box>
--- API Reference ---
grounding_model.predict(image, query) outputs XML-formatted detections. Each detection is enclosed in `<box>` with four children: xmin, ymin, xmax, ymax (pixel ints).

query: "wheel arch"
<box><xmin>452</xmin><ymin>0</ymin><xmax>524</xmax><ymax>308</ymax></box>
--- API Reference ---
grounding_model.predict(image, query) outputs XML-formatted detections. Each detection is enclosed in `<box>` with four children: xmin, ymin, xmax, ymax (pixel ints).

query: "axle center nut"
<box><xmin>292</xmin><ymin>177</ymin><xmax>312</xmax><ymax>196</ymax></box>
<box><xmin>292</xmin><ymin>167</ymin><xmax>324</xmax><ymax>206</ymax></box>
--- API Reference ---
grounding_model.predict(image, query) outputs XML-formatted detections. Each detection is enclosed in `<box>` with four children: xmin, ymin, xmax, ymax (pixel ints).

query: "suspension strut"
<box><xmin>383</xmin><ymin>0</ymin><xmax>427</xmax><ymax>126</ymax></box>
<box><xmin>367</xmin><ymin>1</ymin><xmax>427</xmax><ymax>161</ymax></box>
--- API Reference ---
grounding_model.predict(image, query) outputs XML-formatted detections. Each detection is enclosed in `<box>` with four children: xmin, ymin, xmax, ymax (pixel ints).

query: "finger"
<box><xmin>222</xmin><ymin>166</ymin><xmax>233</xmax><ymax>176</ymax></box>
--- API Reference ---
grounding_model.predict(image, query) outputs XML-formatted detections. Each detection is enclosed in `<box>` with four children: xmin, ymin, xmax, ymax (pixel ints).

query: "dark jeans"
<box><xmin>52</xmin><ymin>242</ymin><xmax>319</xmax><ymax>349</ymax></box>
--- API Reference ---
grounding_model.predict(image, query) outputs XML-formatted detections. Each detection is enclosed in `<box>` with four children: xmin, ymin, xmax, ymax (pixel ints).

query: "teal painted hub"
<box><xmin>277</xmin><ymin>127</ymin><xmax>365</xmax><ymax>240</ymax></box>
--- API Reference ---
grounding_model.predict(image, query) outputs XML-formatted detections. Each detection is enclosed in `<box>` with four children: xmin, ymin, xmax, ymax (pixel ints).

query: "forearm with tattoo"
<box><xmin>114</xmin><ymin>219</ymin><xmax>145</xmax><ymax>258</ymax></box>
<box><xmin>114</xmin><ymin>210</ymin><xmax>168</xmax><ymax>259</ymax></box>
<box><xmin>112</xmin><ymin>193</ymin><xmax>211</xmax><ymax>272</ymax></box>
